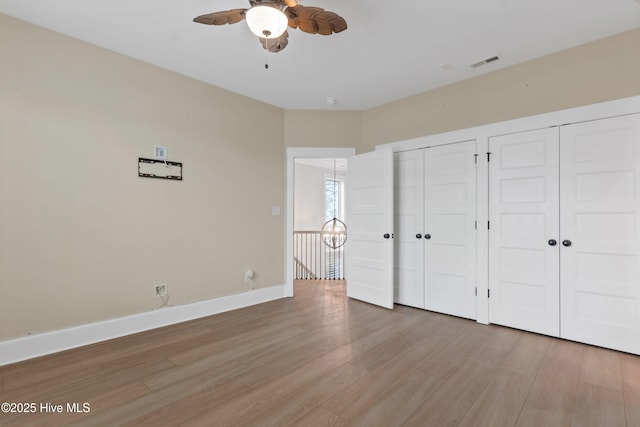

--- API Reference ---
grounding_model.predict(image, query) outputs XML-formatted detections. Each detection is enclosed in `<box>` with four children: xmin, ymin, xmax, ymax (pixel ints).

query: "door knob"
<box><xmin>562</xmin><ymin>240</ymin><xmax>572</xmax><ymax>247</ymax></box>
<box><xmin>383</xmin><ymin>233</ymin><xmax>390</xmax><ymax>239</ymax></box>
<box><xmin>424</xmin><ymin>234</ymin><xmax>431</xmax><ymax>240</ymax></box>
<box><xmin>416</xmin><ymin>234</ymin><xmax>422</xmax><ymax>239</ymax></box>
<box><xmin>548</xmin><ymin>239</ymin><xmax>557</xmax><ymax>246</ymax></box>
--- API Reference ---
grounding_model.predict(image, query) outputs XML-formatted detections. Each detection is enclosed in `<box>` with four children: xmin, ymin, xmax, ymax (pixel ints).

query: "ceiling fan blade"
<box><xmin>285</xmin><ymin>5</ymin><xmax>347</xmax><ymax>35</ymax></box>
<box><xmin>193</xmin><ymin>9</ymin><xmax>247</xmax><ymax>26</ymax></box>
<box><xmin>259</xmin><ymin>31</ymin><xmax>289</xmax><ymax>53</ymax></box>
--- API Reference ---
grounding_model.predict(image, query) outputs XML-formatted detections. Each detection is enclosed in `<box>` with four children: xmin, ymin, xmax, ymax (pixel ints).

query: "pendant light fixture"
<box><xmin>321</xmin><ymin>159</ymin><xmax>347</xmax><ymax>250</ymax></box>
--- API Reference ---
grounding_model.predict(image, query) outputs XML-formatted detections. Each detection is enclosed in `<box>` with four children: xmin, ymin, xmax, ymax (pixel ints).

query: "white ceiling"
<box><xmin>1</xmin><ymin>0</ymin><xmax>639</xmax><ymax>110</ymax></box>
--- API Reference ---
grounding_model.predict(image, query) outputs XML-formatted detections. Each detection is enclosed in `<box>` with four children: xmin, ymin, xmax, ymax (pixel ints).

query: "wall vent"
<box><xmin>470</xmin><ymin>55</ymin><xmax>500</xmax><ymax>69</ymax></box>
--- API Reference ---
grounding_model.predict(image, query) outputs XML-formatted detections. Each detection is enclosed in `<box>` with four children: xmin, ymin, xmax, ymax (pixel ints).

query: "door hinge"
<box><xmin>474</xmin><ymin>220</ymin><xmax>477</xmax><ymax>230</ymax></box>
<box><xmin>475</xmin><ymin>287</ymin><xmax>477</xmax><ymax>297</ymax></box>
<box><xmin>487</xmin><ymin>221</ymin><xmax>490</xmax><ymax>230</ymax></box>
<box><xmin>474</xmin><ymin>153</ymin><xmax>478</xmax><ymax>164</ymax></box>
<box><xmin>488</xmin><ymin>289</ymin><xmax>491</xmax><ymax>298</ymax></box>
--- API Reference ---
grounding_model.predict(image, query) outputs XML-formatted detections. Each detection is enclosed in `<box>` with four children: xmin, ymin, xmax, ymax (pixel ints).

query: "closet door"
<box><xmin>394</xmin><ymin>150</ymin><xmax>425</xmax><ymax>308</ymax></box>
<box><xmin>346</xmin><ymin>148</ymin><xmax>395</xmax><ymax>309</ymax></box>
<box><xmin>488</xmin><ymin>128</ymin><xmax>560</xmax><ymax>336</ymax></box>
<box><xmin>560</xmin><ymin>113</ymin><xmax>640</xmax><ymax>354</ymax></box>
<box><xmin>424</xmin><ymin>141</ymin><xmax>477</xmax><ymax>319</ymax></box>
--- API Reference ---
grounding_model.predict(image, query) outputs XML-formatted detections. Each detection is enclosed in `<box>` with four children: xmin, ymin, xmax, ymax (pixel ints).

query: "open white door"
<box><xmin>346</xmin><ymin>148</ymin><xmax>394</xmax><ymax>309</ymax></box>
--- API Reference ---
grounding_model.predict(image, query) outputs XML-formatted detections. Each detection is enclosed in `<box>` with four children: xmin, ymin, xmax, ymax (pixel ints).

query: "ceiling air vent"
<box><xmin>470</xmin><ymin>55</ymin><xmax>500</xmax><ymax>69</ymax></box>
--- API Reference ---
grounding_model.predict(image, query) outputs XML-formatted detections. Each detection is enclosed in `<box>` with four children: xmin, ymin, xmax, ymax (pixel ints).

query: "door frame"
<box><xmin>285</xmin><ymin>147</ymin><xmax>357</xmax><ymax>297</ymax></box>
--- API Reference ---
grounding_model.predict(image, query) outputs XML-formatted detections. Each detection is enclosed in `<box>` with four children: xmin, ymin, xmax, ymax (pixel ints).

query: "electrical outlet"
<box><xmin>154</xmin><ymin>283</ymin><xmax>168</xmax><ymax>297</ymax></box>
<box><xmin>154</xmin><ymin>145</ymin><xmax>168</xmax><ymax>160</ymax></box>
<box><xmin>245</xmin><ymin>270</ymin><xmax>254</xmax><ymax>282</ymax></box>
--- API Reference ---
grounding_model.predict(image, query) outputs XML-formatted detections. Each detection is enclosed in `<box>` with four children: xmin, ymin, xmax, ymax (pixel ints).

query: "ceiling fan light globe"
<box><xmin>245</xmin><ymin>6</ymin><xmax>288</xmax><ymax>39</ymax></box>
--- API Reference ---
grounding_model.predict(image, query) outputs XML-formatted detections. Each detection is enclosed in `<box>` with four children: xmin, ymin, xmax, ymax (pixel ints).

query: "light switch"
<box><xmin>272</xmin><ymin>206</ymin><xmax>281</xmax><ymax>216</ymax></box>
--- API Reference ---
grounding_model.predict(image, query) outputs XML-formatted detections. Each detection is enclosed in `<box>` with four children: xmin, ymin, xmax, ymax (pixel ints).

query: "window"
<box><xmin>325</xmin><ymin>175</ymin><xmax>344</xmax><ymax>221</ymax></box>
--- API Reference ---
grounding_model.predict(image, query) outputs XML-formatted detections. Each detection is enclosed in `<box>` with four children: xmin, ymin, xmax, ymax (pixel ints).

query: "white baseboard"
<box><xmin>0</xmin><ymin>285</ymin><xmax>285</xmax><ymax>366</ymax></box>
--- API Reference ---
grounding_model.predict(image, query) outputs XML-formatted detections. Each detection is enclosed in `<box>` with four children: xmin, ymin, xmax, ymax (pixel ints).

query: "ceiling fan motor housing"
<box><xmin>249</xmin><ymin>0</ymin><xmax>286</xmax><ymax>10</ymax></box>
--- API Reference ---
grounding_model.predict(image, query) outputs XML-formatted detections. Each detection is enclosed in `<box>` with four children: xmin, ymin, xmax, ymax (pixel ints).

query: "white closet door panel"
<box><xmin>346</xmin><ymin>148</ymin><xmax>394</xmax><ymax>309</ymax></box>
<box><xmin>560</xmin><ymin>113</ymin><xmax>640</xmax><ymax>354</ymax></box>
<box><xmin>394</xmin><ymin>150</ymin><xmax>425</xmax><ymax>308</ymax></box>
<box><xmin>425</xmin><ymin>141</ymin><xmax>477</xmax><ymax>319</ymax></box>
<box><xmin>489</xmin><ymin>128</ymin><xmax>560</xmax><ymax>336</ymax></box>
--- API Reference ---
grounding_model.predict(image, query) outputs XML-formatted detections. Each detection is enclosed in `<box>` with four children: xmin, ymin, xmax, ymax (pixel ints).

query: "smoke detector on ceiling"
<box><xmin>470</xmin><ymin>55</ymin><xmax>500</xmax><ymax>69</ymax></box>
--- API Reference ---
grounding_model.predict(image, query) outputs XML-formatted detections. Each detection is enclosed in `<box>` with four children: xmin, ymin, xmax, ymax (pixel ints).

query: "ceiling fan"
<box><xmin>193</xmin><ymin>0</ymin><xmax>347</xmax><ymax>53</ymax></box>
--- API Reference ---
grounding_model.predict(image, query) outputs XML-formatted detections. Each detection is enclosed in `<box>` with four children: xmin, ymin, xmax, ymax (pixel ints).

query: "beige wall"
<box><xmin>361</xmin><ymin>27</ymin><xmax>640</xmax><ymax>151</ymax></box>
<box><xmin>284</xmin><ymin>110</ymin><xmax>362</xmax><ymax>150</ymax></box>
<box><xmin>0</xmin><ymin>14</ymin><xmax>285</xmax><ymax>340</ymax></box>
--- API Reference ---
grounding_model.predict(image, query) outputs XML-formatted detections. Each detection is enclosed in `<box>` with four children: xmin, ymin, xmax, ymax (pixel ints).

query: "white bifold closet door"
<box><xmin>393</xmin><ymin>141</ymin><xmax>477</xmax><ymax>319</ymax></box>
<box><xmin>424</xmin><ymin>141</ymin><xmax>477</xmax><ymax>319</ymax></box>
<box><xmin>394</xmin><ymin>150</ymin><xmax>425</xmax><ymax>308</ymax></box>
<box><xmin>489</xmin><ymin>113</ymin><xmax>640</xmax><ymax>354</ymax></box>
<box><xmin>560</xmin><ymin>114</ymin><xmax>640</xmax><ymax>354</ymax></box>
<box><xmin>488</xmin><ymin>128</ymin><xmax>561</xmax><ymax>337</ymax></box>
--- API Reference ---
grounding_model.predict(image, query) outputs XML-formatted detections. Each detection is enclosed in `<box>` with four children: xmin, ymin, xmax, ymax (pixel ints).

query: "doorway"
<box><xmin>294</xmin><ymin>158</ymin><xmax>347</xmax><ymax>281</ymax></box>
<box><xmin>285</xmin><ymin>147</ymin><xmax>356</xmax><ymax>297</ymax></box>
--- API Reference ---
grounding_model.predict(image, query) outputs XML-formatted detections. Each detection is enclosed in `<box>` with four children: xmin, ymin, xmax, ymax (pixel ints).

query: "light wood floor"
<box><xmin>1</xmin><ymin>280</ymin><xmax>639</xmax><ymax>426</ymax></box>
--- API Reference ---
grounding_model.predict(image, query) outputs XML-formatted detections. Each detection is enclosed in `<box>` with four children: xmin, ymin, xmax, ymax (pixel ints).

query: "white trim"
<box><xmin>0</xmin><ymin>285</ymin><xmax>285</xmax><ymax>366</ymax></box>
<box><xmin>286</xmin><ymin>147</ymin><xmax>356</xmax><ymax>297</ymax></box>
<box><xmin>476</xmin><ymin>135</ymin><xmax>489</xmax><ymax>325</ymax></box>
<box><xmin>375</xmin><ymin>95</ymin><xmax>640</xmax><ymax>326</ymax></box>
